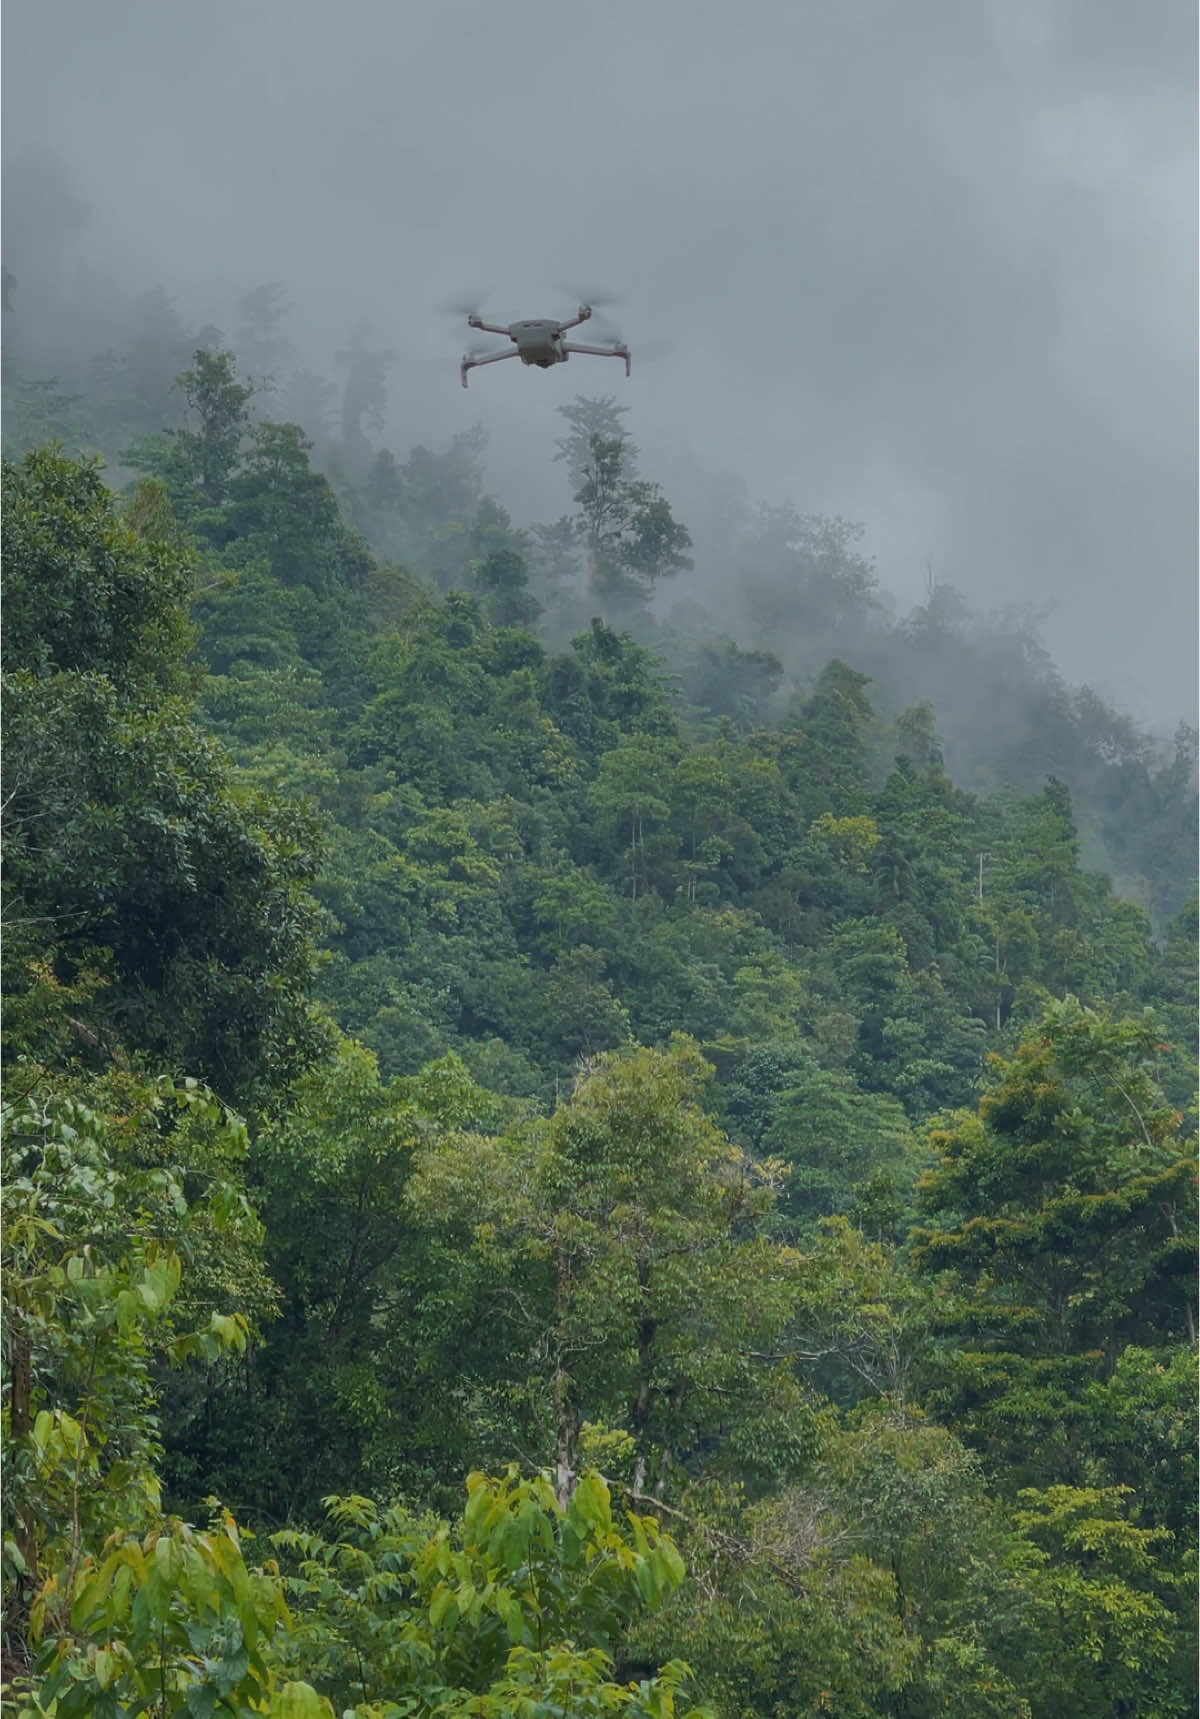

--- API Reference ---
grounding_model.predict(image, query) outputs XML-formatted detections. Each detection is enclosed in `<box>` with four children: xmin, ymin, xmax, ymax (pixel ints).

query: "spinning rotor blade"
<box><xmin>631</xmin><ymin>337</ymin><xmax>673</xmax><ymax>362</ymax></box>
<box><xmin>440</xmin><ymin>289</ymin><xmax>491</xmax><ymax>318</ymax></box>
<box><xmin>590</xmin><ymin>316</ymin><xmax>673</xmax><ymax>364</ymax></box>
<box><xmin>559</xmin><ymin>280</ymin><xmax>624</xmax><ymax>311</ymax></box>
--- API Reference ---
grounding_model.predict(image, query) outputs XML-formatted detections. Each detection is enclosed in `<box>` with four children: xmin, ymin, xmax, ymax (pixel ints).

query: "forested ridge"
<box><xmin>2</xmin><ymin>295</ymin><xmax>1197</xmax><ymax>1717</ymax></box>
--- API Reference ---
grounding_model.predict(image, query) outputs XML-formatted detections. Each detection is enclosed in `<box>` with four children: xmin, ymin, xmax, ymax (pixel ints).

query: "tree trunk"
<box><xmin>552</xmin><ymin>1245</ymin><xmax>577</xmax><ymax>1508</ymax></box>
<box><xmin>553</xmin><ymin>1359</ymin><xmax>575</xmax><ymax>1509</ymax></box>
<box><xmin>630</xmin><ymin>1254</ymin><xmax>656</xmax><ymax>1496</ymax></box>
<box><xmin>8</xmin><ymin>1324</ymin><xmax>37</xmax><ymax>1625</ymax></box>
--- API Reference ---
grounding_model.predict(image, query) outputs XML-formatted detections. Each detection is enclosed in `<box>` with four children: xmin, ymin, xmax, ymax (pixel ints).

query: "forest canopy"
<box><xmin>2</xmin><ymin>284</ymin><xmax>1196</xmax><ymax>1718</ymax></box>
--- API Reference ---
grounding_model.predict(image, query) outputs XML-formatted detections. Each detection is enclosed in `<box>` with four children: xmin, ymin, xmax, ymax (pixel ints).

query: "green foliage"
<box><xmin>915</xmin><ymin>1001</ymin><xmax>1195</xmax><ymax>1404</ymax></box>
<box><xmin>998</xmin><ymin>1485</ymin><xmax>1190</xmax><ymax>1719</ymax></box>
<box><xmin>792</xmin><ymin>1218</ymin><xmax>941</xmax><ymax>1404</ymax></box>
<box><xmin>172</xmin><ymin>347</ymin><xmax>256</xmax><ymax>505</ymax></box>
<box><xmin>556</xmin><ymin>400</ymin><xmax>692</xmax><ymax>611</ymax></box>
<box><xmin>632</xmin><ymin>1476</ymin><xmax>918</xmax><ymax>1719</ymax></box>
<box><xmin>3</xmin><ymin>446</ymin><xmax>194</xmax><ymax>692</ymax></box>
<box><xmin>2</xmin><ymin>669</ymin><xmax>328</xmax><ymax>1104</ymax></box>
<box><xmin>2</xmin><ymin>445</ymin><xmax>329</xmax><ymax>1105</ymax></box>
<box><xmin>409</xmin><ymin>1040</ymin><xmax>810</xmax><ymax>1503</ymax></box>
<box><xmin>684</xmin><ymin>639</ymin><xmax>784</xmax><ymax>733</ymax></box>
<box><xmin>6</xmin><ymin>387</ymin><xmax>1195</xmax><ymax>1719</ymax></box>
<box><xmin>1</xmin><ymin>1079</ymin><xmax>259</xmax><ymax>1676</ymax></box>
<box><xmin>271</xmin><ymin>1471</ymin><xmax>707</xmax><ymax>1717</ymax></box>
<box><xmin>17</xmin><ymin>1514</ymin><xmax>326</xmax><ymax>1719</ymax></box>
<box><xmin>473</xmin><ymin>544</ymin><xmax>542</xmax><ymax>629</ymax></box>
<box><xmin>762</xmin><ymin>1061</ymin><xmax>922</xmax><ymax>1237</ymax></box>
<box><xmin>1080</xmin><ymin>1345</ymin><xmax>1198</xmax><ymax>1540</ymax></box>
<box><xmin>228</xmin><ymin>420</ymin><xmax>372</xmax><ymax>594</ymax></box>
<box><xmin>335</xmin><ymin>319</ymin><xmax>398</xmax><ymax>459</ymax></box>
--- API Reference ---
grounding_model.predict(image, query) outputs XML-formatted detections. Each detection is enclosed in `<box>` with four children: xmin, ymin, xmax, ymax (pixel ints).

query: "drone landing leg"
<box><xmin>562</xmin><ymin>342</ymin><xmax>632</xmax><ymax>378</ymax></box>
<box><xmin>461</xmin><ymin>348</ymin><xmax>520</xmax><ymax>388</ymax></box>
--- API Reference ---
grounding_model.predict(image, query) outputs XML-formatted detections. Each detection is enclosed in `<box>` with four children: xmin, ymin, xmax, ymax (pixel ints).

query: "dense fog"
<box><xmin>5</xmin><ymin>0</ymin><xmax>1196</xmax><ymax>725</ymax></box>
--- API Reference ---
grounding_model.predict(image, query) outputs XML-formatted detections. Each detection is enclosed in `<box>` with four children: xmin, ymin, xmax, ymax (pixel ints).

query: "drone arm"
<box><xmin>562</xmin><ymin>342</ymin><xmax>632</xmax><ymax>377</ymax></box>
<box><xmin>461</xmin><ymin>347</ymin><xmax>520</xmax><ymax>387</ymax></box>
<box><xmin>467</xmin><ymin>315</ymin><xmax>512</xmax><ymax>336</ymax></box>
<box><xmin>557</xmin><ymin>305</ymin><xmax>593</xmax><ymax>333</ymax></box>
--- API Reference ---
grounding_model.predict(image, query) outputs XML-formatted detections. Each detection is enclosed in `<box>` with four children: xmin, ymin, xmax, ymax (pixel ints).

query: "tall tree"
<box><xmin>2</xmin><ymin>448</ymin><xmax>327</xmax><ymax>1106</ymax></box>
<box><xmin>556</xmin><ymin>397</ymin><xmax>692</xmax><ymax>611</ymax></box>
<box><xmin>409</xmin><ymin>1040</ymin><xmax>807</xmax><ymax>1506</ymax></box>
<box><xmin>173</xmin><ymin>348</ymin><xmax>255</xmax><ymax>504</ymax></box>
<box><xmin>913</xmin><ymin>998</ymin><xmax>1197</xmax><ymax>1485</ymax></box>
<box><xmin>228</xmin><ymin>420</ymin><xmax>372</xmax><ymax>593</ymax></box>
<box><xmin>233</xmin><ymin>281</ymin><xmax>297</xmax><ymax>391</ymax></box>
<box><xmin>334</xmin><ymin>319</ymin><xmax>398</xmax><ymax>468</ymax></box>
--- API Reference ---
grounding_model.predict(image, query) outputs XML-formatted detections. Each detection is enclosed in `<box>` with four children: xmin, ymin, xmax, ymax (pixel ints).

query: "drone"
<box><xmin>459</xmin><ymin>304</ymin><xmax>630</xmax><ymax>388</ymax></box>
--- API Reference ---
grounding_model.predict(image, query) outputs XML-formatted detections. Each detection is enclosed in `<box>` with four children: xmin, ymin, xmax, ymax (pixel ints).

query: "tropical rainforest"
<box><xmin>2</xmin><ymin>259</ymin><xmax>1197</xmax><ymax>1719</ymax></box>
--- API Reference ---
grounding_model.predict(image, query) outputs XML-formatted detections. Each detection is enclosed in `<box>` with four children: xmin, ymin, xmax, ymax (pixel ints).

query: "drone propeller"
<box><xmin>589</xmin><ymin>315</ymin><xmax>673</xmax><ymax>364</ymax></box>
<box><xmin>630</xmin><ymin>337</ymin><xmax>673</xmax><ymax>363</ymax></box>
<box><xmin>440</xmin><ymin>289</ymin><xmax>491</xmax><ymax>318</ymax></box>
<box><xmin>588</xmin><ymin>313</ymin><xmax>629</xmax><ymax>343</ymax></box>
<box><xmin>559</xmin><ymin>280</ymin><xmax>625</xmax><ymax>312</ymax></box>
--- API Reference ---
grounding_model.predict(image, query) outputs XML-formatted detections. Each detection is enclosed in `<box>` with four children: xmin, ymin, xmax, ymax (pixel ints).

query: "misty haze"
<box><xmin>3</xmin><ymin>3</ymin><xmax>1197</xmax><ymax>1715</ymax></box>
<box><xmin>5</xmin><ymin>0</ymin><xmax>1197</xmax><ymax>723</ymax></box>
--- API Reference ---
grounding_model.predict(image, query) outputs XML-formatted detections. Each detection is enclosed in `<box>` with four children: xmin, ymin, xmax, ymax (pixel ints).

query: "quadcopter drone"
<box><xmin>460</xmin><ymin>304</ymin><xmax>630</xmax><ymax>388</ymax></box>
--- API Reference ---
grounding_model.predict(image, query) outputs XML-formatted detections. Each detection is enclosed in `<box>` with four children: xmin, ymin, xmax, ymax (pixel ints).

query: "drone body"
<box><xmin>461</xmin><ymin>304</ymin><xmax>630</xmax><ymax>388</ymax></box>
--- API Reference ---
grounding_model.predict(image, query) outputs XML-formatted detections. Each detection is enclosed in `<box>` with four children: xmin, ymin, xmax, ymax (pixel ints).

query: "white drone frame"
<box><xmin>461</xmin><ymin>304</ymin><xmax>631</xmax><ymax>388</ymax></box>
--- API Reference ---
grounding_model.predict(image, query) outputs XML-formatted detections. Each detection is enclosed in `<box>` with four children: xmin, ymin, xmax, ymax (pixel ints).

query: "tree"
<box><xmin>2</xmin><ymin>378</ymin><xmax>93</xmax><ymax>461</ymax></box>
<box><xmin>15</xmin><ymin>1514</ymin><xmax>330</xmax><ymax>1719</ymax></box>
<box><xmin>685</xmin><ymin>638</ymin><xmax>784</xmax><ymax>732</ymax></box>
<box><xmin>334</xmin><ymin>319</ymin><xmax>398</xmax><ymax>467</ymax></box>
<box><xmin>234</xmin><ymin>281</ymin><xmax>297</xmax><ymax>390</ymax></box>
<box><xmin>913</xmin><ymin>998</ymin><xmax>1197</xmax><ymax>1484</ymax></box>
<box><xmin>820</xmin><ymin>1407</ymin><xmax>1030</xmax><ymax>1718</ymax></box>
<box><xmin>996</xmin><ymin>1484</ymin><xmax>1189</xmax><ymax>1719</ymax></box>
<box><xmin>555</xmin><ymin>396</ymin><xmax>638</xmax><ymax>492</ymax></box>
<box><xmin>2</xmin><ymin>449</ymin><xmax>328</xmax><ymax>1106</ymax></box>
<box><xmin>409</xmin><ymin>1040</ymin><xmax>807</xmax><ymax>1508</ymax></box>
<box><xmin>270</xmin><ymin>1472</ymin><xmax>710</xmax><ymax>1718</ymax></box>
<box><xmin>545</xmin><ymin>619</ymin><xmax>678</xmax><ymax>757</ymax></box>
<box><xmin>172</xmin><ymin>347</ymin><xmax>255</xmax><ymax>505</ymax></box>
<box><xmin>790</xmin><ymin>1217</ymin><xmax>941</xmax><ymax>1407</ymax></box>
<box><xmin>171</xmin><ymin>1035</ymin><xmax>428</xmax><ymax>1518</ymax></box>
<box><xmin>2</xmin><ymin>1078</ymin><xmax>259</xmax><ymax>1689</ymax></box>
<box><xmin>101</xmin><ymin>287</ymin><xmax>201</xmax><ymax>444</ymax></box>
<box><xmin>556</xmin><ymin>398</ymin><xmax>692</xmax><ymax>610</ymax></box>
<box><xmin>785</xmin><ymin>659</ymin><xmax>876</xmax><ymax>810</ymax></box>
<box><xmin>761</xmin><ymin>1061</ymin><xmax>922</xmax><ymax>1238</ymax></box>
<box><xmin>533</xmin><ymin>867</ymin><xmax>619</xmax><ymax>960</ymax></box>
<box><xmin>541</xmin><ymin>946</ymin><xmax>631</xmax><ymax>1059</ymax></box>
<box><xmin>630</xmin><ymin>1473</ymin><xmax>917</xmax><ymax>1719</ymax></box>
<box><xmin>588</xmin><ymin>736</ymin><xmax>676</xmax><ymax>900</ymax></box>
<box><xmin>3</xmin><ymin>670</ymin><xmax>328</xmax><ymax>1105</ymax></box>
<box><xmin>4</xmin><ymin>1098</ymin><xmax>709</xmax><ymax>1716</ymax></box>
<box><xmin>474</xmin><ymin>544</ymin><xmax>542</xmax><ymax>628</ymax></box>
<box><xmin>666</xmin><ymin>752</ymin><xmax>737</xmax><ymax>903</ymax></box>
<box><xmin>2</xmin><ymin>447</ymin><xmax>194</xmax><ymax>694</ymax></box>
<box><xmin>228</xmin><ymin>420</ymin><xmax>373</xmax><ymax>593</ymax></box>
<box><xmin>737</xmin><ymin>506</ymin><xmax>880</xmax><ymax>666</ymax></box>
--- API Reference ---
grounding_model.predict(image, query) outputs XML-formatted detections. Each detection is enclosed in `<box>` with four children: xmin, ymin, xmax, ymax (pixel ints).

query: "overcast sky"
<box><xmin>5</xmin><ymin>0</ymin><xmax>1196</xmax><ymax>724</ymax></box>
